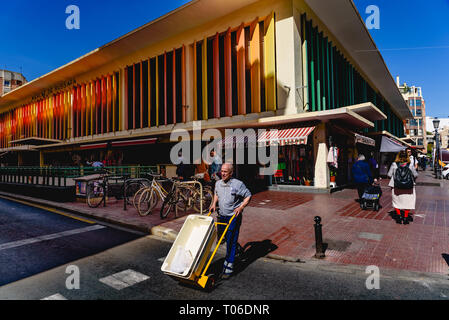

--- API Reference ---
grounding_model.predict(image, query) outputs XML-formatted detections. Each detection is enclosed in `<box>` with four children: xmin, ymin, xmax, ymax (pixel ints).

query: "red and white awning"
<box><xmin>217</xmin><ymin>131</ymin><xmax>258</xmax><ymax>148</ymax></box>
<box><xmin>80</xmin><ymin>138</ymin><xmax>157</xmax><ymax>150</ymax></box>
<box><xmin>111</xmin><ymin>137</ymin><xmax>157</xmax><ymax>147</ymax></box>
<box><xmin>80</xmin><ymin>142</ymin><xmax>108</xmax><ymax>150</ymax></box>
<box><xmin>258</xmin><ymin>127</ymin><xmax>315</xmax><ymax>146</ymax></box>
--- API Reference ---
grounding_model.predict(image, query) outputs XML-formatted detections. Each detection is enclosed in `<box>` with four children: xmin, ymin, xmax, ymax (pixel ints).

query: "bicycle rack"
<box><xmin>178</xmin><ymin>180</ymin><xmax>203</xmax><ymax>215</ymax></box>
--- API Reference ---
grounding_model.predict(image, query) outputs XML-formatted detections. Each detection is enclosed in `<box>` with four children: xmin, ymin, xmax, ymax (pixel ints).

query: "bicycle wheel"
<box><xmin>86</xmin><ymin>181</ymin><xmax>104</xmax><ymax>208</ymax></box>
<box><xmin>160</xmin><ymin>190</ymin><xmax>177</xmax><ymax>219</ymax></box>
<box><xmin>193</xmin><ymin>186</ymin><xmax>214</xmax><ymax>214</ymax></box>
<box><xmin>137</xmin><ymin>188</ymin><xmax>158</xmax><ymax>216</ymax></box>
<box><xmin>175</xmin><ymin>185</ymin><xmax>191</xmax><ymax>213</ymax></box>
<box><xmin>133</xmin><ymin>186</ymin><xmax>147</xmax><ymax>209</ymax></box>
<box><xmin>124</xmin><ymin>180</ymin><xmax>147</xmax><ymax>205</ymax></box>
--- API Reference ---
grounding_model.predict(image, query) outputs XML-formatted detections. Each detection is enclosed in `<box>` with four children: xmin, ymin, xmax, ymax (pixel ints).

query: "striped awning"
<box><xmin>80</xmin><ymin>142</ymin><xmax>108</xmax><ymax>150</ymax></box>
<box><xmin>217</xmin><ymin>131</ymin><xmax>258</xmax><ymax>149</ymax></box>
<box><xmin>258</xmin><ymin>127</ymin><xmax>315</xmax><ymax>146</ymax></box>
<box><xmin>111</xmin><ymin>137</ymin><xmax>157</xmax><ymax>147</ymax></box>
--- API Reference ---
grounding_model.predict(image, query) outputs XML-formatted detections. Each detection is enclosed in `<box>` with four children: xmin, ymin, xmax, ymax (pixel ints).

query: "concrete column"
<box><xmin>18</xmin><ymin>152</ymin><xmax>23</xmax><ymax>166</ymax></box>
<box><xmin>313</xmin><ymin>122</ymin><xmax>329</xmax><ymax>188</ymax></box>
<box><xmin>275</xmin><ymin>16</ymin><xmax>300</xmax><ymax>115</ymax></box>
<box><xmin>39</xmin><ymin>151</ymin><xmax>45</xmax><ymax>167</ymax></box>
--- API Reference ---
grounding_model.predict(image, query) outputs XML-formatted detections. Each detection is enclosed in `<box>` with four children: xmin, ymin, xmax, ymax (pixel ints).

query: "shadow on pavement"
<box><xmin>234</xmin><ymin>240</ymin><xmax>278</xmax><ymax>275</ymax></box>
<box><xmin>175</xmin><ymin>240</ymin><xmax>278</xmax><ymax>292</ymax></box>
<box><xmin>442</xmin><ymin>253</ymin><xmax>449</xmax><ymax>267</ymax></box>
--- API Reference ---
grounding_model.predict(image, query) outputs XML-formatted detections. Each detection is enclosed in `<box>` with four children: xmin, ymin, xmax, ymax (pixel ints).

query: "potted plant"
<box><xmin>329</xmin><ymin>167</ymin><xmax>337</xmax><ymax>183</ymax></box>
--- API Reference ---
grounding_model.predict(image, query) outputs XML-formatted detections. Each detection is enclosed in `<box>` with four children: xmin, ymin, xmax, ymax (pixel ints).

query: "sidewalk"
<box><xmin>2</xmin><ymin>168</ymin><xmax>449</xmax><ymax>275</ymax></box>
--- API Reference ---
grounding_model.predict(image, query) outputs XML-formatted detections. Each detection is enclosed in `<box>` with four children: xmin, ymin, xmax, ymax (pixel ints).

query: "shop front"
<box><xmin>258</xmin><ymin>126</ymin><xmax>315</xmax><ymax>186</ymax></box>
<box><xmin>369</xmin><ymin>132</ymin><xmax>409</xmax><ymax>177</ymax></box>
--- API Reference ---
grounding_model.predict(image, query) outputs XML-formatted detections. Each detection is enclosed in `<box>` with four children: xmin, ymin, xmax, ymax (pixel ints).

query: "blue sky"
<box><xmin>353</xmin><ymin>0</ymin><xmax>449</xmax><ymax>118</ymax></box>
<box><xmin>0</xmin><ymin>1</ymin><xmax>447</xmax><ymax>117</ymax></box>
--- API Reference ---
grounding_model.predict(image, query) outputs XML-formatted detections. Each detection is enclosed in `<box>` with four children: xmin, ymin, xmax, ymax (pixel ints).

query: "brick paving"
<box><xmin>156</xmin><ymin>169</ymin><xmax>449</xmax><ymax>275</ymax></box>
<box><xmin>2</xmin><ymin>168</ymin><xmax>448</xmax><ymax>276</ymax></box>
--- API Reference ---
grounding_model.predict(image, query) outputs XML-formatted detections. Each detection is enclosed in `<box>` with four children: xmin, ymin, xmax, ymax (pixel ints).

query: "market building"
<box><xmin>0</xmin><ymin>0</ymin><xmax>412</xmax><ymax>193</ymax></box>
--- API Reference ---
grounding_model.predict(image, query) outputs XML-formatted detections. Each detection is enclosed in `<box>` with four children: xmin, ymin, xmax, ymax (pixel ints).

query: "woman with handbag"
<box><xmin>387</xmin><ymin>150</ymin><xmax>418</xmax><ymax>224</ymax></box>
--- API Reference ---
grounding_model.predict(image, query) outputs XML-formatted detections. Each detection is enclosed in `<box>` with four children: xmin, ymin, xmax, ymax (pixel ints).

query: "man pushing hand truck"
<box><xmin>210</xmin><ymin>163</ymin><xmax>252</xmax><ymax>280</ymax></box>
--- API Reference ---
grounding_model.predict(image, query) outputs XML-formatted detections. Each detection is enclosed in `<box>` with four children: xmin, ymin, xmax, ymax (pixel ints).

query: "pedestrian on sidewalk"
<box><xmin>210</xmin><ymin>163</ymin><xmax>252</xmax><ymax>279</ymax></box>
<box><xmin>209</xmin><ymin>150</ymin><xmax>222</xmax><ymax>182</ymax></box>
<box><xmin>407</xmin><ymin>148</ymin><xmax>419</xmax><ymax>171</ymax></box>
<box><xmin>351</xmin><ymin>154</ymin><xmax>373</xmax><ymax>202</ymax></box>
<box><xmin>387</xmin><ymin>150</ymin><xmax>418</xmax><ymax>224</ymax></box>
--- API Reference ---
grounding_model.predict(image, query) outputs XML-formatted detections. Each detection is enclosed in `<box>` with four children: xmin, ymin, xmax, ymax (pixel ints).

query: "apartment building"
<box><xmin>397</xmin><ymin>77</ymin><xmax>427</xmax><ymax>150</ymax></box>
<box><xmin>0</xmin><ymin>70</ymin><xmax>27</xmax><ymax>95</ymax></box>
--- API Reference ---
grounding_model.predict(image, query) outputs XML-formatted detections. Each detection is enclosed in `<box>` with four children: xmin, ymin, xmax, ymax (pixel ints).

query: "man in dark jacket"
<box><xmin>352</xmin><ymin>154</ymin><xmax>373</xmax><ymax>201</ymax></box>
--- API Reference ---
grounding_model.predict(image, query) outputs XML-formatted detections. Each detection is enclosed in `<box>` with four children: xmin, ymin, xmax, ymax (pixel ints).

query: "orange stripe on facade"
<box><xmin>224</xmin><ymin>28</ymin><xmax>232</xmax><ymax>117</ymax></box>
<box><xmin>236</xmin><ymin>24</ymin><xmax>246</xmax><ymax>115</ymax></box>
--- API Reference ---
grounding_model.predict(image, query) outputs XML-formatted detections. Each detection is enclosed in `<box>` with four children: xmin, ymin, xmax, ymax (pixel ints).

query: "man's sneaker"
<box><xmin>220</xmin><ymin>273</ymin><xmax>232</xmax><ymax>280</ymax></box>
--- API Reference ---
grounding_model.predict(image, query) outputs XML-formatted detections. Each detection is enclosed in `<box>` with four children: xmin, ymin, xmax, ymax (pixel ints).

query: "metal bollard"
<box><xmin>314</xmin><ymin>216</ymin><xmax>325</xmax><ymax>258</ymax></box>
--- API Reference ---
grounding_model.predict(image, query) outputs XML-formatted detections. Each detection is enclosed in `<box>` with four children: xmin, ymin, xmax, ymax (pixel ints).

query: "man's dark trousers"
<box><xmin>217</xmin><ymin>214</ymin><xmax>242</xmax><ymax>276</ymax></box>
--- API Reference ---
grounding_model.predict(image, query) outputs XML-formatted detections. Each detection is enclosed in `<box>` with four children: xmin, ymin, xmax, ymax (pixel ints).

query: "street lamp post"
<box><xmin>433</xmin><ymin>118</ymin><xmax>442</xmax><ymax>179</ymax></box>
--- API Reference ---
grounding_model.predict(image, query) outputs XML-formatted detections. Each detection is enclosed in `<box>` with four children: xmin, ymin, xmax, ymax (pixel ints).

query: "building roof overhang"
<box><xmin>0</xmin><ymin>0</ymin><xmax>259</xmax><ymax>109</ymax></box>
<box><xmin>0</xmin><ymin>0</ymin><xmax>410</xmax><ymax>125</ymax></box>
<box><xmin>9</xmin><ymin>137</ymin><xmax>61</xmax><ymax>146</ymax></box>
<box><xmin>5</xmin><ymin>105</ymin><xmax>376</xmax><ymax>152</ymax></box>
<box><xmin>304</xmin><ymin>0</ymin><xmax>412</xmax><ymax>120</ymax></box>
<box><xmin>366</xmin><ymin>130</ymin><xmax>413</xmax><ymax>149</ymax></box>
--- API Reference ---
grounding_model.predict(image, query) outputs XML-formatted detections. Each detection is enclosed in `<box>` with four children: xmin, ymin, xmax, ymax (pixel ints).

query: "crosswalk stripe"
<box><xmin>99</xmin><ymin>269</ymin><xmax>150</xmax><ymax>290</ymax></box>
<box><xmin>0</xmin><ymin>225</ymin><xmax>106</xmax><ymax>251</ymax></box>
<box><xmin>41</xmin><ymin>293</ymin><xmax>67</xmax><ymax>300</ymax></box>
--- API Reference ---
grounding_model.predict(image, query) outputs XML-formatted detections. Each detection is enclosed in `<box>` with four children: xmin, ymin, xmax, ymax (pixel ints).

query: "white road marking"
<box><xmin>0</xmin><ymin>225</ymin><xmax>106</xmax><ymax>251</ymax></box>
<box><xmin>99</xmin><ymin>269</ymin><xmax>150</xmax><ymax>290</ymax></box>
<box><xmin>358</xmin><ymin>232</ymin><xmax>383</xmax><ymax>241</ymax></box>
<box><xmin>158</xmin><ymin>256</ymin><xmax>166</xmax><ymax>262</ymax></box>
<box><xmin>41</xmin><ymin>293</ymin><xmax>67</xmax><ymax>300</ymax></box>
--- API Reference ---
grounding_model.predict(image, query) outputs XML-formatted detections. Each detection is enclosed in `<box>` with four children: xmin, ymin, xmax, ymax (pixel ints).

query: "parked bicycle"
<box><xmin>135</xmin><ymin>174</ymin><xmax>171</xmax><ymax>216</ymax></box>
<box><xmin>159</xmin><ymin>177</ymin><xmax>213</xmax><ymax>219</ymax></box>
<box><xmin>86</xmin><ymin>170</ymin><xmax>151</xmax><ymax>208</ymax></box>
<box><xmin>86</xmin><ymin>171</ymin><xmax>127</xmax><ymax>208</ymax></box>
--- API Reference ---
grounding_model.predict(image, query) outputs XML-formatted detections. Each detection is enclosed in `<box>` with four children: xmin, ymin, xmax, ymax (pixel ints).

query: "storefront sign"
<box><xmin>31</xmin><ymin>79</ymin><xmax>77</xmax><ymax>102</ymax></box>
<box><xmin>355</xmin><ymin>133</ymin><xmax>375</xmax><ymax>146</ymax></box>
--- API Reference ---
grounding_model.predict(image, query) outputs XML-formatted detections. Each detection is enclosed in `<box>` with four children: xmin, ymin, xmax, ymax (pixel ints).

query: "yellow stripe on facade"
<box><xmin>264</xmin><ymin>12</ymin><xmax>277</xmax><ymax>111</ymax></box>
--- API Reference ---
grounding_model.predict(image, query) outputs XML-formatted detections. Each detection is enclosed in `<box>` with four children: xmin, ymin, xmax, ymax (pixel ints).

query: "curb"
<box><xmin>0</xmin><ymin>191</ymin><xmax>153</xmax><ymax>235</ymax></box>
<box><xmin>0</xmin><ymin>191</ymin><xmax>304</xmax><ymax>263</ymax></box>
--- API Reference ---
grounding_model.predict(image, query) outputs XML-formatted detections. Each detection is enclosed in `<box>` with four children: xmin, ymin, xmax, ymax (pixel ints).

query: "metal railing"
<box><xmin>0</xmin><ymin>166</ymin><xmax>158</xmax><ymax>187</ymax></box>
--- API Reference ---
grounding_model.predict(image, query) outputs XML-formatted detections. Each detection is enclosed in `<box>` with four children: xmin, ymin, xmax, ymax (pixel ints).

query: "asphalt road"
<box><xmin>1</xmin><ymin>196</ymin><xmax>449</xmax><ymax>308</ymax></box>
<box><xmin>0</xmin><ymin>197</ymin><xmax>142</xmax><ymax>286</ymax></box>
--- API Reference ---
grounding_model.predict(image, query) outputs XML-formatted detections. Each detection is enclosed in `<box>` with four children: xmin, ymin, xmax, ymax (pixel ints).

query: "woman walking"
<box><xmin>387</xmin><ymin>150</ymin><xmax>418</xmax><ymax>224</ymax></box>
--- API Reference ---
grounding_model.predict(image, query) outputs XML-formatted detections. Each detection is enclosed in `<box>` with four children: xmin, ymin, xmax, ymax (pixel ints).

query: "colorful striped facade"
<box><xmin>0</xmin><ymin>0</ymin><xmax>411</xmax><ymax>188</ymax></box>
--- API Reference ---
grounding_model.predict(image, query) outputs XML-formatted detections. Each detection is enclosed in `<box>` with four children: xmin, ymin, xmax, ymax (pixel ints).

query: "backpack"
<box><xmin>393</xmin><ymin>163</ymin><xmax>414</xmax><ymax>189</ymax></box>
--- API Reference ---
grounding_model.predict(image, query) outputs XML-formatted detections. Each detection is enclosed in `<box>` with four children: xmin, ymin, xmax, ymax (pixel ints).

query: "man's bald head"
<box><xmin>221</xmin><ymin>163</ymin><xmax>234</xmax><ymax>181</ymax></box>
